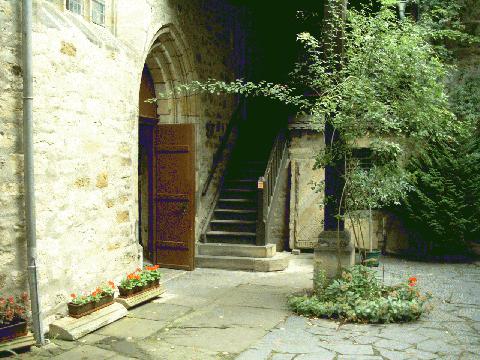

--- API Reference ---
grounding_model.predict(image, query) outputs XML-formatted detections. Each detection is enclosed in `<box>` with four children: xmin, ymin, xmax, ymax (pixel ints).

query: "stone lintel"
<box><xmin>48</xmin><ymin>303</ymin><xmax>128</xmax><ymax>341</ymax></box>
<box><xmin>0</xmin><ymin>332</ymin><xmax>35</xmax><ymax>353</ymax></box>
<box><xmin>114</xmin><ymin>285</ymin><xmax>165</xmax><ymax>310</ymax></box>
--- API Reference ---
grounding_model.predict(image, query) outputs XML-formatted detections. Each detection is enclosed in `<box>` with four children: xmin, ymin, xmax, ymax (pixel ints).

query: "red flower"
<box><xmin>108</xmin><ymin>281</ymin><xmax>115</xmax><ymax>289</ymax></box>
<box><xmin>409</xmin><ymin>277</ymin><xmax>417</xmax><ymax>283</ymax></box>
<box><xmin>8</xmin><ymin>296</ymin><xmax>14</xmax><ymax>304</ymax></box>
<box><xmin>70</xmin><ymin>293</ymin><xmax>77</xmax><ymax>299</ymax></box>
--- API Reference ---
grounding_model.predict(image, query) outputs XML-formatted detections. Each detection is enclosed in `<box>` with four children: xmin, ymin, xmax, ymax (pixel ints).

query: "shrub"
<box><xmin>395</xmin><ymin>135</ymin><xmax>480</xmax><ymax>256</ymax></box>
<box><xmin>288</xmin><ymin>266</ymin><xmax>431</xmax><ymax>323</ymax></box>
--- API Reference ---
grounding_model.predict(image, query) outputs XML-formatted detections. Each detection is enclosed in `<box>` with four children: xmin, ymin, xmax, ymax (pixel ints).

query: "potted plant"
<box><xmin>0</xmin><ymin>292</ymin><xmax>29</xmax><ymax>343</ymax></box>
<box><xmin>118</xmin><ymin>266</ymin><xmax>162</xmax><ymax>298</ymax></box>
<box><xmin>141</xmin><ymin>265</ymin><xmax>162</xmax><ymax>289</ymax></box>
<box><xmin>68</xmin><ymin>281</ymin><xmax>116</xmax><ymax>318</ymax></box>
<box><xmin>118</xmin><ymin>269</ymin><xmax>145</xmax><ymax>298</ymax></box>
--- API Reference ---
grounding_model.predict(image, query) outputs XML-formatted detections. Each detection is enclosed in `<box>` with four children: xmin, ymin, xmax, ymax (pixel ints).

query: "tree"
<box><xmin>154</xmin><ymin>0</ymin><xmax>459</xmax><ymax>267</ymax></box>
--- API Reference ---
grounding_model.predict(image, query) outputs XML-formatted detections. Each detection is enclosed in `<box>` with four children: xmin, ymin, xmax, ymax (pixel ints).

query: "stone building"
<box><xmin>7</xmin><ymin>0</ymin><xmax>466</xmax><ymax>339</ymax></box>
<box><xmin>1</xmin><ymin>0</ymin><xmax>317</xmax><ymax>335</ymax></box>
<box><xmin>1</xmin><ymin>0</ymin><xmax>253</xmax><ymax>329</ymax></box>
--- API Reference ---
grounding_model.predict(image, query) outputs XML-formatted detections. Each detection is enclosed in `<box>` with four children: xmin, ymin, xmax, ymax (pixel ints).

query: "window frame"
<box><xmin>91</xmin><ymin>0</ymin><xmax>106</xmax><ymax>26</ymax></box>
<box><xmin>66</xmin><ymin>0</ymin><xmax>83</xmax><ymax>16</ymax></box>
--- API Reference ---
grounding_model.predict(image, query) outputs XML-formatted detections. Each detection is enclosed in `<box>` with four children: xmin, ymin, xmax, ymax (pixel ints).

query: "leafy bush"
<box><xmin>396</xmin><ymin>136</ymin><xmax>480</xmax><ymax>255</ymax></box>
<box><xmin>289</xmin><ymin>266</ymin><xmax>431</xmax><ymax>323</ymax></box>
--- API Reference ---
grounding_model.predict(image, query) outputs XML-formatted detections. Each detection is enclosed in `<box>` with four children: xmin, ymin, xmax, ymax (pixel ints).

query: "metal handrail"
<box><xmin>202</xmin><ymin>99</ymin><xmax>244</xmax><ymax>196</ymax></box>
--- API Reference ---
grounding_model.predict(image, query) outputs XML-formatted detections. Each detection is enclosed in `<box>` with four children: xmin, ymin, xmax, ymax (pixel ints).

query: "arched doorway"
<box><xmin>138</xmin><ymin>25</ymin><xmax>197</xmax><ymax>270</ymax></box>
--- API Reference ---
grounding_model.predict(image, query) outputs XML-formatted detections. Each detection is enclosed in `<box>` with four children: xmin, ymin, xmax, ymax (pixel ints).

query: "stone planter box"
<box><xmin>68</xmin><ymin>295</ymin><xmax>115</xmax><ymax>319</ymax></box>
<box><xmin>0</xmin><ymin>319</ymin><xmax>28</xmax><ymax>343</ymax></box>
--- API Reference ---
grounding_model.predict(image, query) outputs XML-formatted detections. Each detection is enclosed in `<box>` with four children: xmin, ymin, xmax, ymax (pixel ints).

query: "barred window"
<box><xmin>92</xmin><ymin>0</ymin><xmax>105</xmax><ymax>25</ymax></box>
<box><xmin>67</xmin><ymin>0</ymin><xmax>83</xmax><ymax>15</ymax></box>
<box><xmin>351</xmin><ymin>148</ymin><xmax>373</xmax><ymax>171</ymax></box>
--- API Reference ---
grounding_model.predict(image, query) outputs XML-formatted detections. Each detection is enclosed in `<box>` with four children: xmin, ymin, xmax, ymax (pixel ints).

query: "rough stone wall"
<box><xmin>0</xmin><ymin>0</ymin><xmax>245</xmax><ymax>330</ymax></box>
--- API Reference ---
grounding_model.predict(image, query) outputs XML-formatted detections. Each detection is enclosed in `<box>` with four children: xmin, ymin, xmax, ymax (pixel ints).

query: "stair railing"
<box><xmin>256</xmin><ymin>130</ymin><xmax>288</xmax><ymax>246</ymax></box>
<box><xmin>202</xmin><ymin>98</ymin><xmax>244</xmax><ymax>196</ymax></box>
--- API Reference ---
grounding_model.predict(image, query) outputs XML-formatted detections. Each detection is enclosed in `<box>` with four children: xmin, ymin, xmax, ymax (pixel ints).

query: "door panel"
<box><xmin>154</xmin><ymin>124</ymin><xmax>195</xmax><ymax>270</ymax></box>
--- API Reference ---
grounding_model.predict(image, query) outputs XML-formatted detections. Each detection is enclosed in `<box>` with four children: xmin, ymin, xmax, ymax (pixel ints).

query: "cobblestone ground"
<box><xmin>238</xmin><ymin>257</ymin><xmax>480</xmax><ymax>360</ymax></box>
<box><xmin>12</xmin><ymin>256</ymin><xmax>480</xmax><ymax>360</ymax></box>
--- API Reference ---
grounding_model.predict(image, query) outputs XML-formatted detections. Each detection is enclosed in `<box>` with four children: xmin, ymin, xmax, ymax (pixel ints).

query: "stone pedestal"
<box><xmin>313</xmin><ymin>230</ymin><xmax>354</xmax><ymax>281</ymax></box>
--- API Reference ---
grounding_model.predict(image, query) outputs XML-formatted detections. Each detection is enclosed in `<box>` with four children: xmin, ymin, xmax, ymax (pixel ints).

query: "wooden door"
<box><xmin>153</xmin><ymin>124</ymin><xmax>196</xmax><ymax>270</ymax></box>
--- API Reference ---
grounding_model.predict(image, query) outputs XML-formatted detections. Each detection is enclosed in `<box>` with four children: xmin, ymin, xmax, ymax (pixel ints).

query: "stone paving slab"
<box><xmin>16</xmin><ymin>256</ymin><xmax>480</xmax><ymax>360</ymax></box>
<box><xmin>95</xmin><ymin>317</ymin><xmax>167</xmax><ymax>339</ymax></box>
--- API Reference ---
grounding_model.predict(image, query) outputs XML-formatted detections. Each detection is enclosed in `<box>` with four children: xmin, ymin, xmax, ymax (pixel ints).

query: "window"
<box><xmin>92</xmin><ymin>0</ymin><xmax>105</xmax><ymax>26</ymax></box>
<box><xmin>67</xmin><ymin>0</ymin><xmax>83</xmax><ymax>15</ymax></box>
<box><xmin>351</xmin><ymin>148</ymin><xmax>373</xmax><ymax>171</ymax></box>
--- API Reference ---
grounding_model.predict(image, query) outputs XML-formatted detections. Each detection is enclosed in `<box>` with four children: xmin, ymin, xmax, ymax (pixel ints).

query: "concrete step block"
<box><xmin>196</xmin><ymin>252</ymin><xmax>290</xmax><ymax>272</ymax></box>
<box><xmin>48</xmin><ymin>302</ymin><xmax>127</xmax><ymax>341</ymax></box>
<box><xmin>197</xmin><ymin>243</ymin><xmax>276</xmax><ymax>258</ymax></box>
<box><xmin>114</xmin><ymin>285</ymin><xmax>165</xmax><ymax>310</ymax></box>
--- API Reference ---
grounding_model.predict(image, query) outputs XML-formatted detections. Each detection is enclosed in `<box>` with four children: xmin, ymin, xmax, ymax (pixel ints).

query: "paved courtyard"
<box><xmin>16</xmin><ymin>255</ymin><xmax>480</xmax><ymax>360</ymax></box>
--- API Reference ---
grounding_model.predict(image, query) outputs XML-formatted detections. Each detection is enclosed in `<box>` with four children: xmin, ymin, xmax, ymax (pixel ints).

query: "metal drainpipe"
<box><xmin>22</xmin><ymin>0</ymin><xmax>45</xmax><ymax>346</ymax></box>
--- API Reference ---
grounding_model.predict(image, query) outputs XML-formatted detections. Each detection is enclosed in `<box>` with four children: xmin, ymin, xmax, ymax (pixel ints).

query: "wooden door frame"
<box><xmin>139</xmin><ymin>117</ymin><xmax>157</xmax><ymax>263</ymax></box>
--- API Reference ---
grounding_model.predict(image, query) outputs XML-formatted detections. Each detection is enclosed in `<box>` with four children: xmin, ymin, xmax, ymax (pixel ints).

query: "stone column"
<box><xmin>314</xmin><ymin>230</ymin><xmax>354</xmax><ymax>280</ymax></box>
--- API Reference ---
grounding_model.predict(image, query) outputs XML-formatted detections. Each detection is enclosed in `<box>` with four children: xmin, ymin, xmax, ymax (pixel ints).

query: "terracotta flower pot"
<box><xmin>118</xmin><ymin>286</ymin><xmax>135</xmax><ymax>298</ymax></box>
<box><xmin>0</xmin><ymin>318</ymin><xmax>28</xmax><ymax>343</ymax></box>
<box><xmin>68</xmin><ymin>301</ymin><xmax>95</xmax><ymax>318</ymax></box>
<box><xmin>95</xmin><ymin>294</ymin><xmax>114</xmax><ymax>308</ymax></box>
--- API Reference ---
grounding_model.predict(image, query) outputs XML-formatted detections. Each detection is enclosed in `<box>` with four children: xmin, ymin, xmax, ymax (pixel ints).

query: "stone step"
<box><xmin>221</xmin><ymin>188</ymin><xmax>257</xmax><ymax>199</ymax></box>
<box><xmin>223</xmin><ymin>179</ymin><xmax>257</xmax><ymax>190</ymax></box>
<box><xmin>214</xmin><ymin>209</ymin><xmax>257</xmax><ymax>221</ymax></box>
<box><xmin>227</xmin><ymin>168</ymin><xmax>264</xmax><ymax>178</ymax></box>
<box><xmin>217</xmin><ymin>198</ymin><xmax>256</xmax><ymax>210</ymax></box>
<box><xmin>210</xmin><ymin>219</ymin><xmax>256</xmax><ymax>232</ymax></box>
<box><xmin>205</xmin><ymin>230</ymin><xmax>256</xmax><ymax>244</ymax></box>
<box><xmin>197</xmin><ymin>243</ymin><xmax>276</xmax><ymax>258</ymax></box>
<box><xmin>196</xmin><ymin>252</ymin><xmax>290</xmax><ymax>272</ymax></box>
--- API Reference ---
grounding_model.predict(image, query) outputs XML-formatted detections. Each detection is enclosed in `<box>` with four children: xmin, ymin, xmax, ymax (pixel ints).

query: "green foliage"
<box><xmin>416</xmin><ymin>0</ymin><xmax>480</xmax><ymax>59</ymax></box>
<box><xmin>396</xmin><ymin>136</ymin><xmax>480</xmax><ymax>254</ymax></box>
<box><xmin>289</xmin><ymin>266</ymin><xmax>431</xmax><ymax>323</ymax></box>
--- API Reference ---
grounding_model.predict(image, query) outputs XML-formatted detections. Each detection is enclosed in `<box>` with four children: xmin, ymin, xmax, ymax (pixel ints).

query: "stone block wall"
<box><xmin>0</xmin><ymin>0</ymin><xmax>245</xmax><ymax>330</ymax></box>
<box><xmin>288</xmin><ymin>128</ymin><xmax>325</xmax><ymax>250</ymax></box>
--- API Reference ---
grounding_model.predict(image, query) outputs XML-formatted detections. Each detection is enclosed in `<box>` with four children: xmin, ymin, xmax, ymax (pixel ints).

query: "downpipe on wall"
<box><xmin>22</xmin><ymin>0</ymin><xmax>45</xmax><ymax>346</ymax></box>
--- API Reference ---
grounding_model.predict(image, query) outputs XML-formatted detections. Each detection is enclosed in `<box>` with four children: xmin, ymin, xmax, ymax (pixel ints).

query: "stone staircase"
<box><xmin>197</xmin><ymin>159</ymin><xmax>289</xmax><ymax>271</ymax></box>
<box><xmin>204</xmin><ymin>159</ymin><xmax>264</xmax><ymax>245</ymax></box>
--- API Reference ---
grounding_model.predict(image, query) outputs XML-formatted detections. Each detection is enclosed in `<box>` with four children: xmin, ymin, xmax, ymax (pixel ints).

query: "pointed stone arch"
<box><xmin>143</xmin><ymin>24</ymin><xmax>199</xmax><ymax>124</ymax></box>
